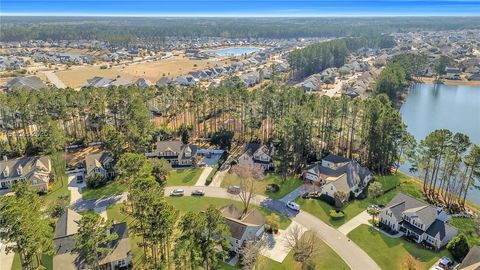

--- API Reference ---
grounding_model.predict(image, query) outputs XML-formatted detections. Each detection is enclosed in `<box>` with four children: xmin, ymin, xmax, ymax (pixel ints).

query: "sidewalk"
<box><xmin>0</xmin><ymin>243</ymin><xmax>15</xmax><ymax>270</ymax></box>
<box><xmin>338</xmin><ymin>210</ymin><xmax>371</xmax><ymax>235</ymax></box>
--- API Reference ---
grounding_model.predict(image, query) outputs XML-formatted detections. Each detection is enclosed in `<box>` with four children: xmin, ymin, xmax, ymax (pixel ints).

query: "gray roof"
<box><xmin>0</xmin><ymin>156</ymin><xmax>51</xmax><ymax>181</ymax></box>
<box><xmin>85</xmin><ymin>76</ymin><xmax>113</xmax><ymax>88</ymax></box>
<box><xmin>109</xmin><ymin>77</ymin><xmax>132</xmax><ymax>87</ymax></box>
<box><xmin>323</xmin><ymin>154</ymin><xmax>351</xmax><ymax>164</ymax></box>
<box><xmin>305</xmin><ymin>158</ymin><xmax>371</xmax><ymax>190</ymax></box>
<box><xmin>156</xmin><ymin>77</ymin><xmax>172</xmax><ymax>87</ymax></box>
<box><xmin>85</xmin><ymin>151</ymin><xmax>113</xmax><ymax>174</ymax></box>
<box><xmin>220</xmin><ymin>204</ymin><xmax>265</xmax><ymax>241</ymax></box>
<box><xmin>54</xmin><ymin>209</ymin><xmax>82</xmax><ymax>238</ymax></box>
<box><xmin>458</xmin><ymin>245</ymin><xmax>480</xmax><ymax>270</ymax></box>
<box><xmin>5</xmin><ymin>76</ymin><xmax>46</xmax><ymax>91</ymax></box>
<box><xmin>155</xmin><ymin>140</ymin><xmax>198</xmax><ymax>161</ymax></box>
<box><xmin>54</xmin><ymin>222</ymin><xmax>131</xmax><ymax>270</ymax></box>
<box><xmin>385</xmin><ymin>192</ymin><xmax>429</xmax><ymax>221</ymax></box>
<box><xmin>135</xmin><ymin>78</ymin><xmax>153</xmax><ymax>88</ymax></box>
<box><xmin>425</xmin><ymin>219</ymin><xmax>456</xmax><ymax>240</ymax></box>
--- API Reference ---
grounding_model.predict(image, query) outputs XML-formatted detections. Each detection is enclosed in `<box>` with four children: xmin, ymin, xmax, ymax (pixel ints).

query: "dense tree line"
<box><xmin>414</xmin><ymin>130</ymin><xmax>480</xmax><ymax>210</ymax></box>
<box><xmin>2</xmin><ymin>17</ymin><xmax>480</xmax><ymax>43</ymax></box>
<box><xmin>375</xmin><ymin>53</ymin><xmax>428</xmax><ymax>101</ymax></box>
<box><xmin>288</xmin><ymin>35</ymin><xmax>395</xmax><ymax>78</ymax></box>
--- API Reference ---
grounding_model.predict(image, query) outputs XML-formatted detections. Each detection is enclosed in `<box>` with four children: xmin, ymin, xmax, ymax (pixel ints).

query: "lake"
<box><xmin>206</xmin><ymin>47</ymin><xmax>262</xmax><ymax>56</ymax></box>
<box><xmin>400</xmin><ymin>83</ymin><xmax>480</xmax><ymax>204</ymax></box>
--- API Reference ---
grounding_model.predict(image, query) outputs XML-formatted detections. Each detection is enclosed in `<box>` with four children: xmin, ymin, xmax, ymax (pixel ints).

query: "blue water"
<box><xmin>400</xmin><ymin>83</ymin><xmax>480</xmax><ymax>204</ymax></box>
<box><xmin>207</xmin><ymin>47</ymin><xmax>262</xmax><ymax>57</ymax></box>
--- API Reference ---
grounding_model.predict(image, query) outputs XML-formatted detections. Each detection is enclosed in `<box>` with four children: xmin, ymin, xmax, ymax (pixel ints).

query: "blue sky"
<box><xmin>1</xmin><ymin>0</ymin><xmax>480</xmax><ymax>16</ymax></box>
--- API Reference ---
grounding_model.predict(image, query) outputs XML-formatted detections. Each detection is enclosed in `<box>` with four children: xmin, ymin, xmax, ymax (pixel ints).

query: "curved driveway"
<box><xmin>165</xmin><ymin>186</ymin><xmax>381</xmax><ymax>270</ymax></box>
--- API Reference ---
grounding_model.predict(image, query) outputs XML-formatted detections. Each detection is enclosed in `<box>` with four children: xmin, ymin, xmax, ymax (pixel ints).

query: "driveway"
<box><xmin>209</xmin><ymin>164</ymin><xmax>230</xmax><ymax>187</ymax></box>
<box><xmin>279</xmin><ymin>185</ymin><xmax>312</xmax><ymax>203</ymax></box>
<box><xmin>165</xmin><ymin>186</ymin><xmax>381</xmax><ymax>270</ymax></box>
<box><xmin>67</xmin><ymin>171</ymin><xmax>86</xmax><ymax>204</ymax></box>
<box><xmin>194</xmin><ymin>166</ymin><xmax>213</xmax><ymax>186</ymax></box>
<box><xmin>71</xmin><ymin>192</ymin><xmax>128</xmax><ymax>213</ymax></box>
<box><xmin>0</xmin><ymin>242</ymin><xmax>15</xmax><ymax>270</ymax></box>
<box><xmin>260</xmin><ymin>221</ymin><xmax>307</xmax><ymax>262</ymax></box>
<box><xmin>338</xmin><ymin>210</ymin><xmax>371</xmax><ymax>235</ymax></box>
<box><xmin>44</xmin><ymin>71</ymin><xmax>67</xmax><ymax>89</ymax></box>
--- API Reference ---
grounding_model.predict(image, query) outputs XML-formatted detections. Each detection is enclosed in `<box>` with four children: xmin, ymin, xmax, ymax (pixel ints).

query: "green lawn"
<box><xmin>11</xmin><ymin>253</ymin><xmax>52</xmax><ymax>270</ymax></box>
<box><xmin>296</xmin><ymin>173</ymin><xmax>426</xmax><ymax>228</ymax></box>
<box><xmin>221</xmin><ymin>173</ymin><xmax>302</xmax><ymax>199</ymax></box>
<box><xmin>166</xmin><ymin>196</ymin><xmax>291</xmax><ymax>229</ymax></box>
<box><xmin>81</xmin><ymin>181</ymin><xmax>127</xmax><ymax>200</ymax></box>
<box><xmin>166</xmin><ymin>168</ymin><xmax>203</xmax><ymax>186</ymax></box>
<box><xmin>216</xmin><ymin>232</ymin><xmax>350</xmax><ymax>270</ymax></box>
<box><xmin>348</xmin><ymin>225</ymin><xmax>449</xmax><ymax>270</ymax></box>
<box><xmin>41</xmin><ymin>152</ymin><xmax>70</xmax><ymax>205</ymax></box>
<box><xmin>449</xmin><ymin>217</ymin><xmax>480</xmax><ymax>247</ymax></box>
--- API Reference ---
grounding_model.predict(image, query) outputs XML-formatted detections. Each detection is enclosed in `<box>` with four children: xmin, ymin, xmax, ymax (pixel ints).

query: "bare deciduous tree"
<box><xmin>240</xmin><ymin>238</ymin><xmax>266</xmax><ymax>270</ymax></box>
<box><xmin>231</xmin><ymin>164</ymin><xmax>262</xmax><ymax>215</ymax></box>
<box><xmin>285</xmin><ymin>225</ymin><xmax>317</xmax><ymax>268</ymax></box>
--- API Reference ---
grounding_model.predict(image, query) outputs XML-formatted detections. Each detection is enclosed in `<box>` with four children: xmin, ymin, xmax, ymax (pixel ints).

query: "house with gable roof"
<box><xmin>379</xmin><ymin>192</ymin><xmax>458</xmax><ymax>250</ymax></box>
<box><xmin>85</xmin><ymin>151</ymin><xmax>115</xmax><ymax>180</ymax></box>
<box><xmin>0</xmin><ymin>155</ymin><xmax>51</xmax><ymax>192</ymax></box>
<box><xmin>238</xmin><ymin>143</ymin><xmax>274</xmax><ymax>171</ymax></box>
<box><xmin>147</xmin><ymin>140</ymin><xmax>198</xmax><ymax>167</ymax></box>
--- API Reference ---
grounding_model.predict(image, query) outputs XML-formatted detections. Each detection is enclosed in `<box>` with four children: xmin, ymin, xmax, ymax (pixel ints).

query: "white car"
<box><xmin>170</xmin><ymin>189</ymin><xmax>185</xmax><ymax>196</ymax></box>
<box><xmin>286</xmin><ymin>201</ymin><xmax>300</xmax><ymax>211</ymax></box>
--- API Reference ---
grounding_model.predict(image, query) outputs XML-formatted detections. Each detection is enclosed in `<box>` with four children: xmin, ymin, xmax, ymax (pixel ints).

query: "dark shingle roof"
<box><xmin>425</xmin><ymin>219</ymin><xmax>455</xmax><ymax>240</ymax></box>
<box><xmin>85</xmin><ymin>151</ymin><xmax>112</xmax><ymax>173</ymax></box>
<box><xmin>385</xmin><ymin>192</ymin><xmax>429</xmax><ymax>220</ymax></box>
<box><xmin>5</xmin><ymin>76</ymin><xmax>46</xmax><ymax>91</ymax></box>
<box><xmin>323</xmin><ymin>154</ymin><xmax>351</xmax><ymax>164</ymax></box>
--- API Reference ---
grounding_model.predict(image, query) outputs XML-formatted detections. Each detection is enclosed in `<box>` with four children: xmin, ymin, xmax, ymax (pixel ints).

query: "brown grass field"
<box><xmin>55</xmin><ymin>55</ymin><xmax>230</xmax><ymax>89</ymax></box>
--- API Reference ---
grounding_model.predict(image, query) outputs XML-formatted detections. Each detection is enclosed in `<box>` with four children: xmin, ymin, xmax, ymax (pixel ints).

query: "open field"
<box><xmin>348</xmin><ymin>225</ymin><xmax>449</xmax><ymax>270</ymax></box>
<box><xmin>55</xmin><ymin>55</ymin><xmax>229</xmax><ymax>88</ymax></box>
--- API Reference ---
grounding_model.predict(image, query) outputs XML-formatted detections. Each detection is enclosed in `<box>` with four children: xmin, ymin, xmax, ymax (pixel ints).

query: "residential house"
<box><xmin>445</xmin><ymin>67</ymin><xmax>461</xmax><ymax>80</ymax></box>
<box><xmin>84</xmin><ymin>76</ymin><xmax>113</xmax><ymax>88</ymax></box>
<box><xmin>147</xmin><ymin>140</ymin><xmax>198</xmax><ymax>167</ymax></box>
<box><xmin>156</xmin><ymin>77</ymin><xmax>172</xmax><ymax>88</ymax></box>
<box><xmin>458</xmin><ymin>245</ymin><xmax>480</xmax><ymax>270</ymax></box>
<box><xmin>109</xmin><ymin>77</ymin><xmax>132</xmax><ymax>87</ymax></box>
<box><xmin>238</xmin><ymin>143</ymin><xmax>274</xmax><ymax>171</ymax></box>
<box><xmin>53</xmin><ymin>210</ymin><xmax>132</xmax><ymax>270</ymax></box>
<box><xmin>220</xmin><ymin>204</ymin><xmax>265</xmax><ymax>253</ymax></box>
<box><xmin>135</xmin><ymin>78</ymin><xmax>153</xmax><ymax>88</ymax></box>
<box><xmin>85</xmin><ymin>151</ymin><xmax>115</xmax><ymax>179</ymax></box>
<box><xmin>4</xmin><ymin>76</ymin><xmax>46</xmax><ymax>92</ymax></box>
<box><xmin>0</xmin><ymin>155</ymin><xmax>51</xmax><ymax>192</ymax></box>
<box><xmin>379</xmin><ymin>192</ymin><xmax>458</xmax><ymax>250</ymax></box>
<box><xmin>303</xmin><ymin>154</ymin><xmax>372</xmax><ymax>202</ymax></box>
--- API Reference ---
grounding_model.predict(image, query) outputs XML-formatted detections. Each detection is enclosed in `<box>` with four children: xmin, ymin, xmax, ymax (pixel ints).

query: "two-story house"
<box><xmin>85</xmin><ymin>151</ymin><xmax>115</xmax><ymax>180</ymax></box>
<box><xmin>303</xmin><ymin>154</ymin><xmax>372</xmax><ymax>203</ymax></box>
<box><xmin>0</xmin><ymin>155</ymin><xmax>51</xmax><ymax>192</ymax></box>
<box><xmin>379</xmin><ymin>192</ymin><xmax>458</xmax><ymax>250</ymax></box>
<box><xmin>53</xmin><ymin>209</ymin><xmax>132</xmax><ymax>270</ymax></box>
<box><xmin>458</xmin><ymin>245</ymin><xmax>480</xmax><ymax>270</ymax></box>
<box><xmin>238</xmin><ymin>143</ymin><xmax>274</xmax><ymax>171</ymax></box>
<box><xmin>147</xmin><ymin>140</ymin><xmax>198</xmax><ymax>167</ymax></box>
<box><xmin>220</xmin><ymin>204</ymin><xmax>265</xmax><ymax>253</ymax></box>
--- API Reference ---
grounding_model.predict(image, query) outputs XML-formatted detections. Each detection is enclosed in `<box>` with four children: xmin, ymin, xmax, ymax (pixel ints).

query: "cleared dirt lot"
<box><xmin>55</xmin><ymin>55</ymin><xmax>230</xmax><ymax>89</ymax></box>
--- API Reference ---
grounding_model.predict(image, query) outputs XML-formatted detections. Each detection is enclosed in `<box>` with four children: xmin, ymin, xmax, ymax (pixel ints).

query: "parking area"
<box><xmin>67</xmin><ymin>169</ymin><xmax>86</xmax><ymax>204</ymax></box>
<box><xmin>260</xmin><ymin>221</ymin><xmax>307</xmax><ymax>262</ymax></box>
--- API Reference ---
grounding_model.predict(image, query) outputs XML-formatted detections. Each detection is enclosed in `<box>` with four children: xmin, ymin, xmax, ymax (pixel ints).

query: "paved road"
<box><xmin>0</xmin><ymin>242</ymin><xmax>15</xmax><ymax>270</ymax></box>
<box><xmin>165</xmin><ymin>186</ymin><xmax>381</xmax><ymax>270</ymax></box>
<box><xmin>44</xmin><ymin>71</ymin><xmax>67</xmax><ymax>89</ymax></box>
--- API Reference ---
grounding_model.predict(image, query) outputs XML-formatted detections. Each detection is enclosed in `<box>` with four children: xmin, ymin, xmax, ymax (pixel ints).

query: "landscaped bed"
<box><xmin>347</xmin><ymin>224</ymin><xmax>449</xmax><ymax>270</ymax></box>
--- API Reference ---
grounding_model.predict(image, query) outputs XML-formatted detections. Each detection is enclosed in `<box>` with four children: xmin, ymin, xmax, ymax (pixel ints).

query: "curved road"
<box><xmin>165</xmin><ymin>186</ymin><xmax>381</xmax><ymax>270</ymax></box>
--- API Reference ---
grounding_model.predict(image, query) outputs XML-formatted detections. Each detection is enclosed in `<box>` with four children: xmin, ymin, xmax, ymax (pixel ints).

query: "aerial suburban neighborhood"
<box><xmin>0</xmin><ymin>4</ymin><xmax>480</xmax><ymax>270</ymax></box>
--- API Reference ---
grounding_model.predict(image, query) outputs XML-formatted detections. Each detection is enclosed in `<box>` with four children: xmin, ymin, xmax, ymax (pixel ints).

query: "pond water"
<box><xmin>400</xmin><ymin>83</ymin><xmax>480</xmax><ymax>204</ymax></box>
<box><xmin>206</xmin><ymin>46</ymin><xmax>262</xmax><ymax>56</ymax></box>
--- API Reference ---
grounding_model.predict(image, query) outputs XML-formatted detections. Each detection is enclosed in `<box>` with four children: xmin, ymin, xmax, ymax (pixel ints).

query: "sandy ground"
<box><xmin>55</xmin><ymin>55</ymin><xmax>229</xmax><ymax>89</ymax></box>
<box><xmin>418</xmin><ymin>77</ymin><xmax>480</xmax><ymax>86</ymax></box>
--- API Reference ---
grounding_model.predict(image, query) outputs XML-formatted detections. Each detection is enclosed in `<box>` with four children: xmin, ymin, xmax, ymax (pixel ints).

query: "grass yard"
<box><xmin>81</xmin><ymin>181</ymin><xmax>128</xmax><ymax>200</ymax></box>
<box><xmin>449</xmin><ymin>217</ymin><xmax>480</xmax><ymax>247</ymax></box>
<box><xmin>221</xmin><ymin>173</ymin><xmax>302</xmax><ymax>199</ymax></box>
<box><xmin>166</xmin><ymin>168</ymin><xmax>203</xmax><ymax>186</ymax></box>
<box><xmin>166</xmin><ymin>196</ymin><xmax>291</xmax><ymax>229</ymax></box>
<box><xmin>11</xmin><ymin>253</ymin><xmax>53</xmax><ymax>270</ymax></box>
<box><xmin>41</xmin><ymin>152</ymin><xmax>70</xmax><ymax>205</ymax></box>
<box><xmin>296</xmin><ymin>173</ymin><xmax>426</xmax><ymax>228</ymax></box>
<box><xmin>348</xmin><ymin>225</ymin><xmax>449</xmax><ymax>270</ymax></box>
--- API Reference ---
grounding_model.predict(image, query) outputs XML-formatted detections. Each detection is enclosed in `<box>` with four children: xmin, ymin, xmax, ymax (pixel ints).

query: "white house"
<box><xmin>379</xmin><ymin>192</ymin><xmax>458</xmax><ymax>250</ymax></box>
<box><xmin>85</xmin><ymin>151</ymin><xmax>115</xmax><ymax>179</ymax></box>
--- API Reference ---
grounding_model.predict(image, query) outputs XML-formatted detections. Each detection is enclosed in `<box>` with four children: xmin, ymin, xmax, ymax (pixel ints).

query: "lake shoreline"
<box><xmin>417</xmin><ymin>76</ymin><xmax>480</xmax><ymax>87</ymax></box>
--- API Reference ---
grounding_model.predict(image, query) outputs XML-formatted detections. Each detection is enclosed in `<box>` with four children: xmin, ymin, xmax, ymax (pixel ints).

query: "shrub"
<box><xmin>447</xmin><ymin>234</ymin><xmax>470</xmax><ymax>261</ymax></box>
<box><xmin>329</xmin><ymin>209</ymin><xmax>345</xmax><ymax>220</ymax></box>
<box><xmin>266</xmin><ymin>183</ymin><xmax>280</xmax><ymax>193</ymax></box>
<box><xmin>100</xmin><ymin>65</ymin><xmax>108</xmax><ymax>69</ymax></box>
<box><xmin>86</xmin><ymin>173</ymin><xmax>106</xmax><ymax>189</ymax></box>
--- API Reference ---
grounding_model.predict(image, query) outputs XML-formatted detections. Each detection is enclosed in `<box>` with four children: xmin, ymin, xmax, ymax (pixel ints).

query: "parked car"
<box><xmin>438</xmin><ymin>256</ymin><xmax>453</xmax><ymax>269</ymax></box>
<box><xmin>191</xmin><ymin>189</ymin><xmax>205</xmax><ymax>196</ymax></box>
<box><xmin>227</xmin><ymin>185</ymin><xmax>241</xmax><ymax>194</ymax></box>
<box><xmin>286</xmin><ymin>201</ymin><xmax>300</xmax><ymax>211</ymax></box>
<box><xmin>170</xmin><ymin>189</ymin><xmax>185</xmax><ymax>196</ymax></box>
<box><xmin>76</xmin><ymin>175</ymin><xmax>84</xmax><ymax>183</ymax></box>
<box><xmin>367</xmin><ymin>204</ymin><xmax>381</xmax><ymax>212</ymax></box>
